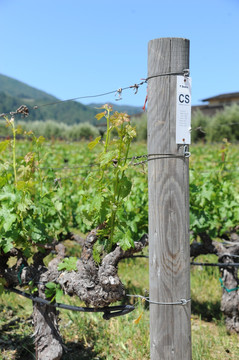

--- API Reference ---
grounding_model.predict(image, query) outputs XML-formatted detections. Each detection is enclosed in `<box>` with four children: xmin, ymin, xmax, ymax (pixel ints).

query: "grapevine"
<box><xmin>0</xmin><ymin>106</ymin><xmax>148</xmax><ymax>360</ymax></box>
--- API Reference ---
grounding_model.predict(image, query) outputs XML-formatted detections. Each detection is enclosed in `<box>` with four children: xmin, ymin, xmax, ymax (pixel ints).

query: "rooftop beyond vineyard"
<box><xmin>192</xmin><ymin>91</ymin><xmax>239</xmax><ymax>117</ymax></box>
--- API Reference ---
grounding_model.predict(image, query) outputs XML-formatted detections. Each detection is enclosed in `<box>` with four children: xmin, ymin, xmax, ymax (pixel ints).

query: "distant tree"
<box><xmin>206</xmin><ymin>104</ymin><xmax>239</xmax><ymax>142</ymax></box>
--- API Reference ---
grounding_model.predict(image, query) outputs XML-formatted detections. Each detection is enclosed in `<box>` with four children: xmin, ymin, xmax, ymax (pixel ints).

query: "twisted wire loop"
<box><xmin>146</xmin><ymin>69</ymin><xmax>190</xmax><ymax>82</ymax></box>
<box><xmin>7</xmin><ymin>287</ymin><xmax>135</xmax><ymax>320</ymax></box>
<box><xmin>130</xmin><ymin>153</ymin><xmax>188</xmax><ymax>166</ymax></box>
<box><xmin>127</xmin><ymin>294</ymin><xmax>191</xmax><ymax>306</ymax></box>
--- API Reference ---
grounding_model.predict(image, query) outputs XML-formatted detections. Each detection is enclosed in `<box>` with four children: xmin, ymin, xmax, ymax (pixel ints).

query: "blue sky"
<box><xmin>1</xmin><ymin>0</ymin><xmax>239</xmax><ymax>108</ymax></box>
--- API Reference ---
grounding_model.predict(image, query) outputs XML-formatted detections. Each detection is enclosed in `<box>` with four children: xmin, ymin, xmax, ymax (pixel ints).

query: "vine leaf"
<box><xmin>117</xmin><ymin>229</ymin><xmax>135</xmax><ymax>250</ymax></box>
<box><xmin>0</xmin><ymin>140</ymin><xmax>10</xmax><ymax>153</ymax></box>
<box><xmin>88</xmin><ymin>136</ymin><xmax>101</xmax><ymax>150</ymax></box>
<box><xmin>119</xmin><ymin>175</ymin><xmax>132</xmax><ymax>199</ymax></box>
<box><xmin>99</xmin><ymin>150</ymin><xmax>117</xmax><ymax>167</ymax></box>
<box><xmin>57</xmin><ymin>257</ymin><xmax>78</xmax><ymax>271</ymax></box>
<box><xmin>45</xmin><ymin>282</ymin><xmax>63</xmax><ymax>303</ymax></box>
<box><xmin>95</xmin><ymin>112</ymin><xmax>106</xmax><ymax>121</ymax></box>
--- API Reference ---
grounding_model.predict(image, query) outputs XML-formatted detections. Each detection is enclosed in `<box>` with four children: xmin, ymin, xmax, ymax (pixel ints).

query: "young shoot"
<box><xmin>86</xmin><ymin>105</ymin><xmax>136</xmax><ymax>256</ymax></box>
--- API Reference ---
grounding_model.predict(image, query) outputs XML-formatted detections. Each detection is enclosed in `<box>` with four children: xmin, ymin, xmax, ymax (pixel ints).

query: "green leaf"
<box><xmin>99</xmin><ymin>150</ymin><xmax>117</xmax><ymax>167</ymax></box>
<box><xmin>54</xmin><ymin>200</ymin><xmax>63</xmax><ymax>212</ymax></box>
<box><xmin>99</xmin><ymin>199</ymin><xmax>110</xmax><ymax>223</ymax></box>
<box><xmin>3</xmin><ymin>213</ymin><xmax>17</xmax><ymax>232</ymax></box>
<box><xmin>93</xmin><ymin>243</ymin><xmax>102</xmax><ymax>265</ymax></box>
<box><xmin>82</xmin><ymin>211</ymin><xmax>94</xmax><ymax>227</ymax></box>
<box><xmin>129</xmin><ymin>220</ymin><xmax>137</xmax><ymax>233</ymax></box>
<box><xmin>45</xmin><ymin>282</ymin><xmax>59</xmax><ymax>301</ymax></box>
<box><xmin>16</xmin><ymin>180</ymin><xmax>29</xmax><ymax>191</ymax></box>
<box><xmin>36</xmin><ymin>136</ymin><xmax>45</xmax><ymax>145</ymax></box>
<box><xmin>117</xmin><ymin>229</ymin><xmax>134</xmax><ymax>251</ymax></box>
<box><xmin>17</xmin><ymin>196</ymin><xmax>32</xmax><ymax>212</ymax></box>
<box><xmin>2</xmin><ymin>238</ymin><xmax>14</xmax><ymax>253</ymax></box>
<box><xmin>57</xmin><ymin>257</ymin><xmax>78</xmax><ymax>271</ymax></box>
<box><xmin>0</xmin><ymin>176</ymin><xmax>7</xmax><ymax>188</ymax></box>
<box><xmin>0</xmin><ymin>191</ymin><xmax>16</xmax><ymax>203</ymax></box>
<box><xmin>0</xmin><ymin>140</ymin><xmax>10</xmax><ymax>153</ymax></box>
<box><xmin>88</xmin><ymin>136</ymin><xmax>101</xmax><ymax>150</ymax></box>
<box><xmin>45</xmin><ymin>282</ymin><xmax>56</xmax><ymax>290</ymax></box>
<box><xmin>95</xmin><ymin>112</ymin><xmax>106</xmax><ymax>121</ymax></box>
<box><xmin>119</xmin><ymin>175</ymin><xmax>132</xmax><ymax>199</ymax></box>
<box><xmin>92</xmin><ymin>194</ymin><xmax>103</xmax><ymax>212</ymax></box>
<box><xmin>45</xmin><ymin>282</ymin><xmax>63</xmax><ymax>303</ymax></box>
<box><xmin>55</xmin><ymin>288</ymin><xmax>63</xmax><ymax>303</ymax></box>
<box><xmin>200</xmin><ymin>184</ymin><xmax>214</xmax><ymax>201</ymax></box>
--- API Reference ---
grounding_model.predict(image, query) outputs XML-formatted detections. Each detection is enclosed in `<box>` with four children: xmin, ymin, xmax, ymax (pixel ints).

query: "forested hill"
<box><xmin>0</xmin><ymin>74</ymin><xmax>143</xmax><ymax>125</ymax></box>
<box><xmin>0</xmin><ymin>74</ymin><xmax>99</xmax><ymax>125</ymax></box>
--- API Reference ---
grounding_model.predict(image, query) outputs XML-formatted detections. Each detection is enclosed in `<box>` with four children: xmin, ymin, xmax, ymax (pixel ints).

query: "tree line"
<box><xmin>1</xmin><ymin>104</ymin><xmax>239</xmax><ymax>142</ymax></box>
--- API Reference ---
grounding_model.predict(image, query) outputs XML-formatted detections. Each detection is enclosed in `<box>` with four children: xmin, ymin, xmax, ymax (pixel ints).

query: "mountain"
<box><xmin>0</xmin><ymin>74</ymin><xmax>143</xmax><ymax>125</ymax></box>
<box><xmin>0</xmin><ymin>74</ymin><xmax>98</xmax><ymax>125</ymax></box>
<box><xmin>0</xmin><ymin>73</ymin><xmax>57</xmax><ymax>101</ymax></box>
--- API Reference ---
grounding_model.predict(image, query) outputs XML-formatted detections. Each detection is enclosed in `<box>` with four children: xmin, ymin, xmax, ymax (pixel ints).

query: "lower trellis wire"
<box><xmin>6</xmin><ymin>287</ymin><xmax>135</xmax><ymax>320</ymax></box>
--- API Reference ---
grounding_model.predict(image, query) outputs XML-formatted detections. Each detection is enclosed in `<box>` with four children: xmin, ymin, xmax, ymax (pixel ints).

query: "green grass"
<box><xmin>1</xmin><ymin>253</ymin><xmax>239</xmax><ymax>359</ymax></box>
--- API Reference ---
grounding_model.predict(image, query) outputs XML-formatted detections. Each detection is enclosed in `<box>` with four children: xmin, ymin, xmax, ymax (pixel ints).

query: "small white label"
<box><xmin>176</xmin><ymin>76</ymin><xmax>191</xmax><ymax>144</ymax></box>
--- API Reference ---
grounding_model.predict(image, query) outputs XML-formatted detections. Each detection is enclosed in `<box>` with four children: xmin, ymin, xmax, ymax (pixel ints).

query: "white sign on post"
<box><xmin>176</xmin><ymin>76</ymin><xmax>192</xmax><ymax>144</ymax></box>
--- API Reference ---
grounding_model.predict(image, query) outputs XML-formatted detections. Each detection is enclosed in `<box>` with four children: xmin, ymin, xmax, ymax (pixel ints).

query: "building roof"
<box><xmin>202</xmin><ymin>92</ymin><xmax>239</xmax><ymax>102</ymax></box>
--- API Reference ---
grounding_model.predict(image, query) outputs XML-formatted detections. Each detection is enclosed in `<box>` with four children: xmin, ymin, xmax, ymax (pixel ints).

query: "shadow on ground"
<box><xmin>0</xmin><ymin>303</ymin><xmax>104</xmax><ymax>360</ymax></box>
<box><xmin>0</xmin><ymin>333</ymin><xmax>104</xmax><ymax>360</ymax></box>
<box><xmin>191</xmin><ymin>298</ymin><xmax>222</xmax><ymax>321</ymax></box>
<box><xmin>0</xmin><ymin>333</ymin><xmax>35</xmax><ymax>360</ymax></box>
<box><xmin>62</xmin><ymin>342</ymin><xmax>105</xmax><ymax>360</ymax></box>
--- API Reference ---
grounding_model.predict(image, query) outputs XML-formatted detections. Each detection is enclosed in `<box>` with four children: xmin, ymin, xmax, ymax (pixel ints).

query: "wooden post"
<box><xmin>147</xmin><ymin>38</ymin><xmax>191</xmax><ymax>359</ymax></box>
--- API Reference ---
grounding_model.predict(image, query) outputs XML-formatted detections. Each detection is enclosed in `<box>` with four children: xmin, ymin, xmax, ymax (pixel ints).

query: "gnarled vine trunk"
<box><xmin>33</xmin><ymin>297</ymin><xmax>64</xmax><ymax>360</ymax></box>
<box><xmin>190</xmin><ymin>231</ymin><xmax>239</xmax><ymax>333</ymax></box>
<box><xmin>220</xmin><ymin>254</ymin><xmax>239</xmax><ymax>332</ymax></box>
<box><xmin>1</xmin><ymin>230</ymin><xmax>148</xmax><ymax>359</ymax></box>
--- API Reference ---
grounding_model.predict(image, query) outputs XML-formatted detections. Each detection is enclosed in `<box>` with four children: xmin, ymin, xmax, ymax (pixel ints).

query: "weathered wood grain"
<box><xmin>147</xmin><ymin>38</ymin><xmax>191</xmax><ymax>359</ymax></box>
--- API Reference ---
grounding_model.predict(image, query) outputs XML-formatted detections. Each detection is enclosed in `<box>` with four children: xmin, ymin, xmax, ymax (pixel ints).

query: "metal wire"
<box><xmin>0</xmin><ymin>69</ymin><xmax>191</xmax><ymax>117</ymax></box>
<box><xmin>126</xmin><ymin>294</ymin><xmax>191</xmax><ymax>306</ymax></box>
<box><xmin>191</xmin><ymin>262</ymin><xmax>239</xmax><ymax>268</ymax></box>
<box><xmin>7</xmin><ymin>287</ymin><xmax>135</xmax><ymax>320</ymax></box>
<box><xmin>32</xmin><ymin>69</ymin><xmax>189</xmax><ymax>110</ymax></box>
